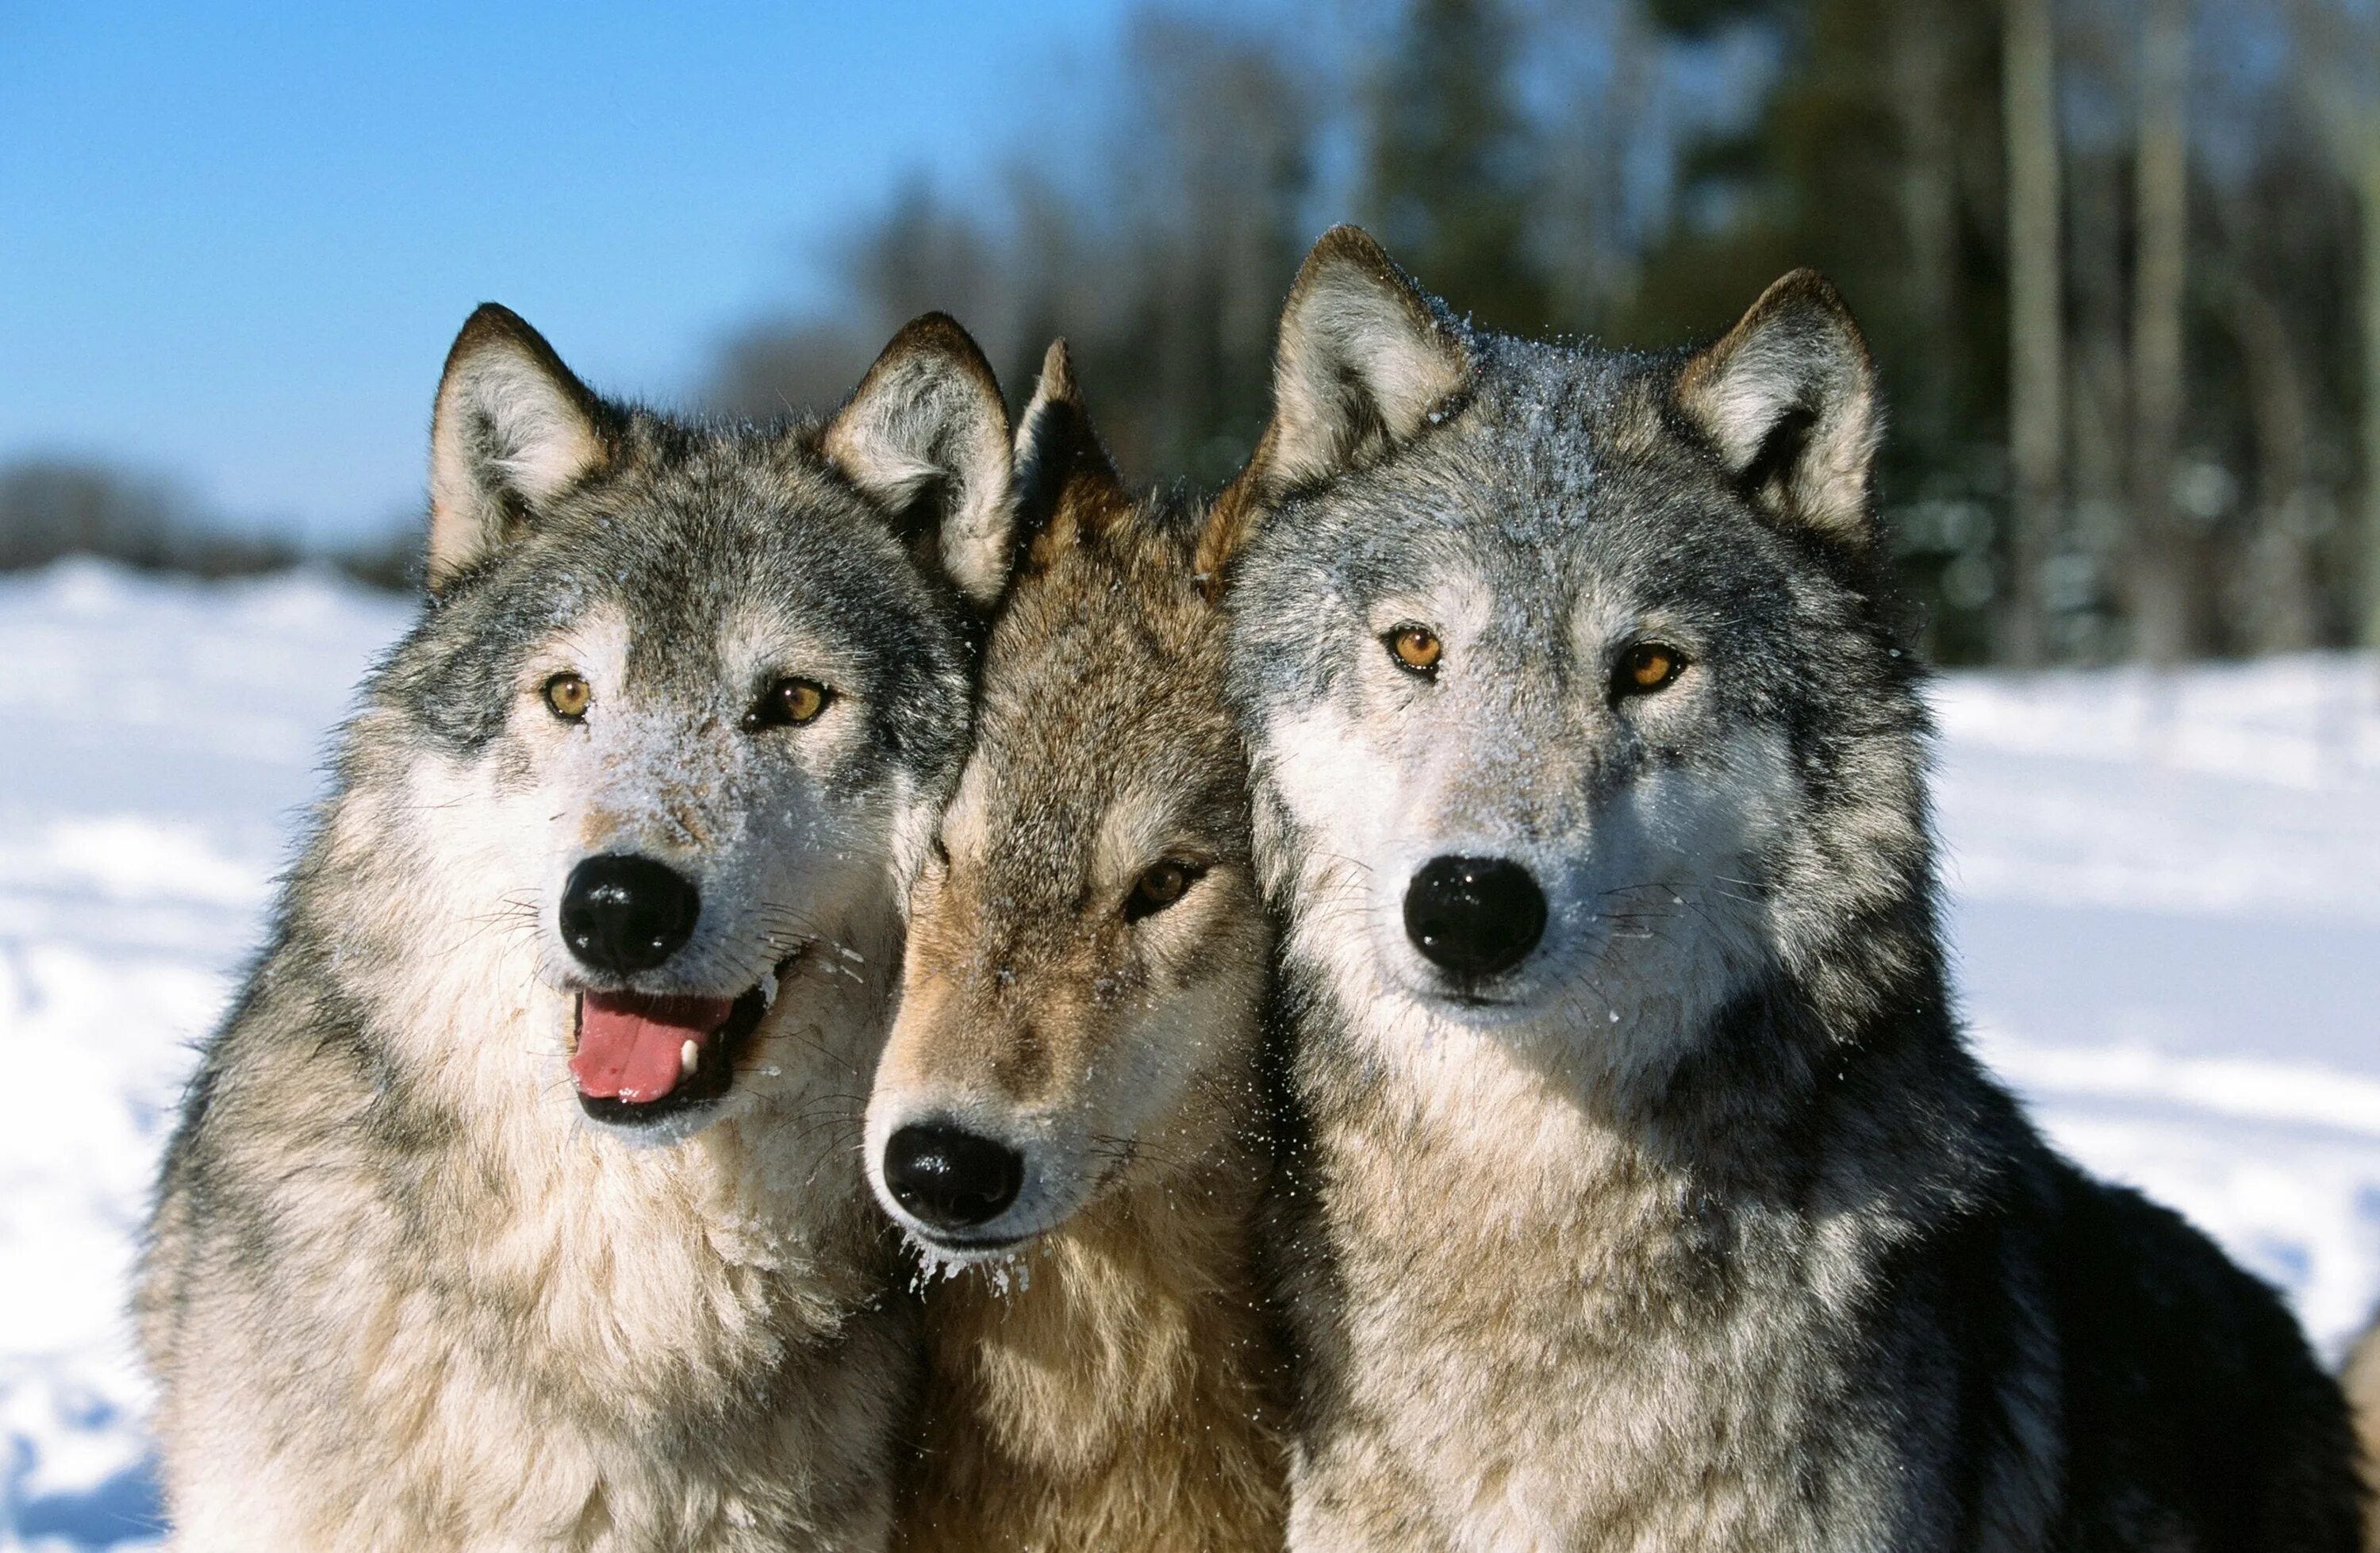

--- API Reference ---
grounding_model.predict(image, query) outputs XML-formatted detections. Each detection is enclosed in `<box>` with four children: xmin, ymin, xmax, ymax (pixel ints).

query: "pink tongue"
<box><xmin>571</xmin><ymin>993</ymin><xmax>736</xmax><ymax>1103</ymax></box>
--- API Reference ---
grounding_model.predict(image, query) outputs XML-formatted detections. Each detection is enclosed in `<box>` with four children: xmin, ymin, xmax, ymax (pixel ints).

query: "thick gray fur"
<box><xmin>1224</xmin><ymin>227</ymin><xmax>2361</xmax><ymax>1551</ymax></box>
<box><xmin>137</xmin><ymin>305</ymin><xmax>1012</xmax><ymax>1551</ymax></box>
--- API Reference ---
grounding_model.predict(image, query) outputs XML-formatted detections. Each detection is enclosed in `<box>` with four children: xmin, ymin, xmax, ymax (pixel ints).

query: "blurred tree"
<box><xmin>2294</xmin><ymin>0</ymin><xmax>2380</xmax><ymax>656</ymax></box>
<box><xmin>1630</xmin><ymin>0</ymin><xmax>2011</xmax><ymax>660</ymax></box>
<box><xmin>2004</xmin><ymin>0</ymin><xmax>2066</xmax><ymax>667</ymax></box>
<box><xmin>2125</xmin><ymin>0</ymin><xmax>2194</xmax><ymax>666</ymax></box>
<box><xmin>704</xmin><ymin>9</ymin><xmax>1317</xmax><ymax>490</ymax></box>
<box><xmin>0</xmin><ymin>459</ymin><xmax>178</xmax><ymax>571</ymax></box>
<box><xmin>708</xmin><ymin>323</ymin><xmax>875</xmax><ymax>423</ymax></box>
<box><xmin>707</xmin><ymin>179</ymin><xmax>1011</xmax><ymax>423</ymax></box>
<box><xmin>16</xmin><ymin>0</ymin><xmax>2376</xmax><ymax>645</ymax></box>
<box><xmin>0</xmin><ymin>458</ymin><xmax>297</xmax><ymax>579</ymax></box>
<box><xmin>2207</xmin><ymin>107</ymin><xmax>2355</xmax><ymax>655</ymax></box>
<box><xmin>1099</xmin><ymin>7</ymin><xmax>1321</xmax><ymax>480</ymax></box>
<box><xmin>697</xmin><ymin>0</ymin><xmax>2372</xmax><ymax>667</ymax></box>
<box><xmin>1361</xmin><ymin>0</ymin><xmax>1552</xmax><ymax>333</ymax></box>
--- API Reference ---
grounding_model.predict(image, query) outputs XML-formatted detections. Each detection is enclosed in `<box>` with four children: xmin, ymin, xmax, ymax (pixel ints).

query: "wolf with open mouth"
<box><xmin>136</xmin><ymin>303</ymin><xmax>1016</xmax><ymax>1551</ymax></box>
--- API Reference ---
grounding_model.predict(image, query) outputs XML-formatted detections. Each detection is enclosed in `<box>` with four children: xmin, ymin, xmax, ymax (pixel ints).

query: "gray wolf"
<box><xmin>136</xmin><ymin>303</ymin><xmax>1018</xmax><ymax>1551</ymax></box>
<box><xmin>863</xmin><ymin>341</ymin><xmax>1288</xmax><ymax>1550</ymax></box>
<box><xmin>1222</xmin><ymin>225</ymin><xmax>2362</xmax><ymax>1551</ymax></box>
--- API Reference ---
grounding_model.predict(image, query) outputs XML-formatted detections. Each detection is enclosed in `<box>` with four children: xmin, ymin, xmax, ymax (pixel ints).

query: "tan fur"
<box><xmin>870</xmin><ymin>343</ymin><xmax>1288</xmax><ymax>1551</ymax></box>
<box><xmin>895</xmin><ymin>1141</ymin><xmax>1281</xmax><ymax>1552</ymax></box>
<box><xmin>2346</xmin><ymin>1315</ymin><xmax>2380</xmax><ymax>1551</ymax></box>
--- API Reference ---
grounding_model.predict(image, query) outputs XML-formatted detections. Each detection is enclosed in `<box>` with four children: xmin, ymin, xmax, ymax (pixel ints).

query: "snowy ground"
<box><xmin>2</xmin><ymin>559</ymin><xmax>2376</xmax><ymax>1549</ymax></box>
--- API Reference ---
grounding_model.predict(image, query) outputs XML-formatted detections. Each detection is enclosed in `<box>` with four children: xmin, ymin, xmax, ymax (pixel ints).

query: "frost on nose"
<box><xmin>565</xmin><ymin>702</ymin><xmax>746</xmax><ymax>856</ymax></box>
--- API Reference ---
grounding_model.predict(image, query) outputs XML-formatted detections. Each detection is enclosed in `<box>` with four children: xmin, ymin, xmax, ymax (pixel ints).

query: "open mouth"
<box><xmin>567</xmin><ymin>959</ymin><xmax>791</xmax><ymax>1127</ymax></box>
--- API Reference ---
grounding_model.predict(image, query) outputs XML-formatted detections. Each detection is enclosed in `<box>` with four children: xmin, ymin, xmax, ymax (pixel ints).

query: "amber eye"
<box><xmin>1124</xmin><ymin>859</ymin><xmax>1203</xmax><ymax>922</ymax></box>
<box><xmin>543</xmin><ymin>673</ymin><xmax>592</xmax><ymax>720</ymax></box>
<box><xmin>1387</xmin><ymin>625</ymin><xmax>1442</xmax><ymax>676</ymax></box>
<box><xmin>1616</xmin><ymin>643</ymin><xmax>1685</xmax><ymax>696</ymax></box>
<box><xmin>746</xmin><ymin>677</ymin><xmax>833</xmax><ymax>730</ymax></box>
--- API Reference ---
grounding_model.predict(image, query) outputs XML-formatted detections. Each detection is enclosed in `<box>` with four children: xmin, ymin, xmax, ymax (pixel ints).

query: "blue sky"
<box><xmin>0</xmin><ymin>2</ymin><xmax>1137</xmax><ymax>542</ymax></box>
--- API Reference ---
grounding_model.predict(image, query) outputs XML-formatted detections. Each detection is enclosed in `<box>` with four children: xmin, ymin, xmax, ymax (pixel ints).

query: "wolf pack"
<box><xmin>135</xmin><ymin>227</ymin><xmax>2379</xmax><ymax>1551</ymax></box>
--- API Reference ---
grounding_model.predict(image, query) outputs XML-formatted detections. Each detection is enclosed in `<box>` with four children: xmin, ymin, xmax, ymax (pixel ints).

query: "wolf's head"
<box><xmin>862</xmin><ymin>343</ymin><xmax>1266</xmax><ymax>1259</ymax></box>
<box><xmin>1226</xmin><ymin>228</ymin><xmax>1937</xmax><ymax>1099</ymax></box>
<box><xmin>340</xmin><ymin>305</ymin><xmax>1014</xmax><ymax>1142</ymax></box>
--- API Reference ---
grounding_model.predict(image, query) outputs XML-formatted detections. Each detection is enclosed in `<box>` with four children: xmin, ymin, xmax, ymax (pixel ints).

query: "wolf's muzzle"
<box><xmin>560</xmin><ymin>853</ymin><xmax>701</xmax><ymax>974</ymax></box>
<box><xmin>1403</xmin><ymin>855</ymin><xmax>1547</xmax><ymax>981</ymax></box>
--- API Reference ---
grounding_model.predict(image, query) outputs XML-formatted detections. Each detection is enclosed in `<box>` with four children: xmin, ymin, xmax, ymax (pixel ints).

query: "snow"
<box><xmin>0</xmin><ymin>563</ymin><xmax>409</xmax><ymax>1551</ymax></box>
<box><xmin>1936</xmin><ymin>659</ymin><xmax>2380</xmax><ymax>1358</ymax></box>
<box><xmin>1</xmin><ymin>559</ymin><xmax>2375</xmax><ymax>1548</ymax></box>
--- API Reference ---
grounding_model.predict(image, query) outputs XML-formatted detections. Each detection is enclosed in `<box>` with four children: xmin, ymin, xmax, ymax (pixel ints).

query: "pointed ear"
<box><xmin>1675</xmin><ymin>270</ymin><xmax>1882</xmax><ymax>548</ymax></box>
<box><xmin>1202</xmin><ymin>227</ymin><xmax>1470</xmax><ymax>585</ymax></box>
<box><xmin>427</xmin><ymin>305</ymin><xmax>616</xmax><ymax>593</ymax></box>
<box><xmin>1011</xmin><ymin>339</ymin><xmax>1129</xmax><ymax>572</ymax></box>
<box><xmin>1260</xmin><ymin>225</ymin><xmax>1472</xmax><ymax>490</ymax></box>
<box><xmin>824</xmin><ymin>313</ymin><xmax>1015</xmax><ymax>607</ymax></box>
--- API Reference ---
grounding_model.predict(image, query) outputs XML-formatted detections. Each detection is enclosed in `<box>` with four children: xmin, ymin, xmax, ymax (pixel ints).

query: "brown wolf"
<box><xmin>862</xmin><ymin>341</ymin><xmax>1288</xmax><ymax>1551</ymax></box>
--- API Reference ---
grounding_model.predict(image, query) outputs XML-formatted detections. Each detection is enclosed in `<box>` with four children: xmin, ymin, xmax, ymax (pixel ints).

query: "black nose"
<box><xmin>559</xmin><ymin>853</ymin><xmax>701</xmax><ymax>974</ymax></box>
<box><xmin>882</xmin><ymin>1124</ymin><xmax>1024</xmax><ymax>1232</ymax></box>
<box><xmin>1403</xmin><ymin>855</ymin><xmax>1547</xmax><ymax>980</ymax></box>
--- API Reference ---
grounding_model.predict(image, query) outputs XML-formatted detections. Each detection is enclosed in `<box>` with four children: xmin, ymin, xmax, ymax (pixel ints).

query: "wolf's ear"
<box><xmin>1259</xmin><ymin>225</ymin><xmax>1471</xmax><ymax>490</ymax></box>
<box><xmin>1012</xmin><ymin>340</ymin><xmax>1129</xmax><ymax>573</ymax></box>
<box><xmin>1675</xmin><ymin>270</ymin><xmax>1881</xmax><ymax>548</ymax></box>
<box><xmin>427</xmin><ymin>305</ymin><xmax>616</xmax><ymax>593</ymax></box>
<box><xmin>824</xmin><ymin>313</ymin><xmax>1015</xmax><ymax>608</ymax></box>
<box><xmin>1203</xmin><ymin>226</ymin><xmax>1470</xmax><ymax>582</ymax></box>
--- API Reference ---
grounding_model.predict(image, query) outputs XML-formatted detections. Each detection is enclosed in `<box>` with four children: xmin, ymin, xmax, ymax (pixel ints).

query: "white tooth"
<box><xmin>760</xmin><ymin>968</ymin><xmax>780</xmax><ymax>1009</ymax></box>
<box><xmin>839</xmin><ymin>946</ymin><xmax>865</xmax><ymax>963</ymax></box>
<box><xmin>680</xmin><ymin>1038</ymin><xmax>700</xmax><ymax>1076</ymax></box>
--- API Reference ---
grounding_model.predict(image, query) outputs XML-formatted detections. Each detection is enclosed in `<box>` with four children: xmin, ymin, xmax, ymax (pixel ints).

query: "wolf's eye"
<box><xmin>1615</xmin><ymin>643</ymin><xmax>1685</xmax><ymax>697</ymax></box>
<box><xmin>1386</xmin><ymin>625</ymin><xmax>1442</xmax><ymax>677</ymax></box>
<box><xmin>543</xmin><ymin>673</ymin><xmax>592</xmax><ymax>720</ymax></box>
<box><xmin>746</xmin><ymin>677</ymin><xmax>833</xmax><ymax>731</ymax></box>
<box><xmin>1124</xmin><ymin>859</ymin><xmax>1203</xmax><ymax>922</ymax></box>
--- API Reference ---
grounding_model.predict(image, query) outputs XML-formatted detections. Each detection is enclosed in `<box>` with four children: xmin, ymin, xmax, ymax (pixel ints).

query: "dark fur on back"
<box><xmin>1224</xmin><ymin>229</ymin><xmax>2360</xmax><ymax>1550</ymax></box>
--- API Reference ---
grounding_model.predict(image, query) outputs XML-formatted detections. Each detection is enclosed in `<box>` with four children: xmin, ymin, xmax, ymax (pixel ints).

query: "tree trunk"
<box><xmin>2356</xmin><ymin>136</ymin><xmax>2380</xmax><ymax>658</ymax></box>
<box><xmin>2002</xmin><ymin>0</ymin><xmax>2063</xmax><ymax>667</ymax></box>
<box><xmin>1894</xmin><ymin>0</ymin><xmax>1959</xmax><ymax>443</ymax></box>
<box><xmin>2286</xmin><ymin>0</ymin><xmax>2380</xmax><ymax>663</ymax></box>
<box><xmin>2228</xmin><ymin>280</ymin><xmax>2323</xmax><ymax>653</ymax></box>
<box><xmin>2127</xmin><ymin>0</ymin><xmax>2194</xmax><ymax>667</ymax></box>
